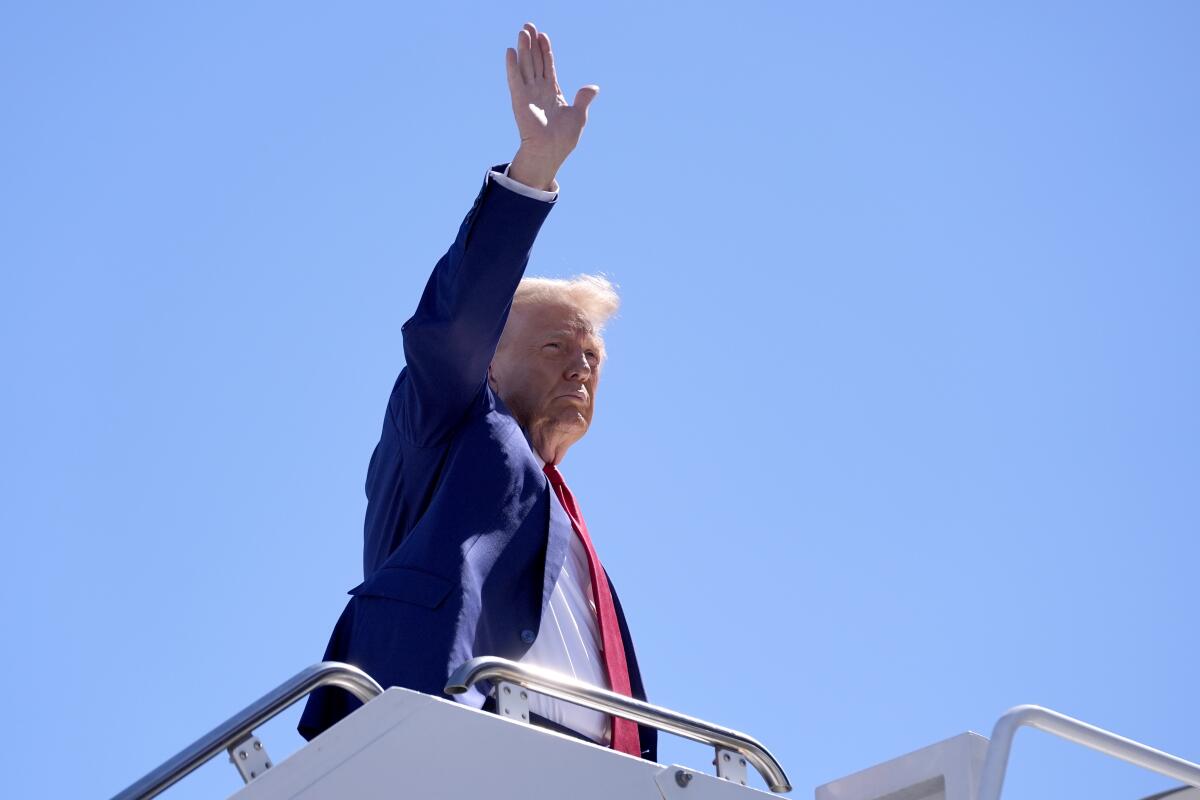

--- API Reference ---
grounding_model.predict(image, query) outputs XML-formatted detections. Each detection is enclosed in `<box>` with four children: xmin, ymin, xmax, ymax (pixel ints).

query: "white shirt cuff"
<box><xmin>489</xmin><ymin>164</ymin><xmax>559</xmax><ymax>202</ymax></box>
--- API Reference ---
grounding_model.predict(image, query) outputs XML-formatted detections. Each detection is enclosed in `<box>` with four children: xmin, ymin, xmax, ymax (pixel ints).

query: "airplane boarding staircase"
<box><xmin>111</xmin><ymin>657</ymin><xmax>1200</xmax><ymax>800</ymax></box>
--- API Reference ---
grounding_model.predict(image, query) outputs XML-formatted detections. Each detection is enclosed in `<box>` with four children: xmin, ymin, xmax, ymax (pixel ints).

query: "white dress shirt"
<box><xmin>520</xmin><ymin>454</ymin><xmax>611</xmax><ymax>745</ymax></box>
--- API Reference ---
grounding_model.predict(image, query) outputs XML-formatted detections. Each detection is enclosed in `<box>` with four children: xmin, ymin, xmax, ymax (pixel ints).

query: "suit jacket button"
<box><xmin>520</xmin><ymin>629</ymin><xmax>536</xmax><ymax>644</ymax></box>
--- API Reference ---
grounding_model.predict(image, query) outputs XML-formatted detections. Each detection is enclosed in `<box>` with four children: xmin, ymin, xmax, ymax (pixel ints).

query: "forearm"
<box><xmin>406</xmin><ymin>164</ymin><xmax>555</xmax><ymax>332</ymax></box>
<box><xmin>396</xmin><ymin>166</ymin><xmax>555</xmax><ymax>444</ymax></box>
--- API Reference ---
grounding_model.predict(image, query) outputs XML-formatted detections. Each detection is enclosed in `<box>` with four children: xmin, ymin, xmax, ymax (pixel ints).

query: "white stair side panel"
<box><xmin>816</xmin><ymin>732</ymin><xmax>990</xmax><ymax>800</ymax></box>
<box><xmin>229</xmin><ymin>687</ymin><xmax>774</xmax><ymax>800</ymax></box>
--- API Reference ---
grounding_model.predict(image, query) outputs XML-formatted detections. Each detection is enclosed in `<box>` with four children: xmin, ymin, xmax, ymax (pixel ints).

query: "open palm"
<box><xmin>505</xmin><ymin>23</ymin><xmax>598</xmax><ymax>170</ymax></box>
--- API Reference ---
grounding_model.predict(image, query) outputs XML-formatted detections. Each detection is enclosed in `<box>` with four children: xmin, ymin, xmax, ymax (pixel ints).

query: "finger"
<box><xmin>517</xmin><ymin>28</ymin><xmax>533</xmax><ymax>83</ymax></box>
<box><xmin>573</xmin><ymin>84</ymin><xmax>599</xmax><ymax>113</ymax></box>
<box><xmin>505</xmin><ymin>47</ymin><xmax>521</xmax><ymax>94</ymax></box>
<box><xmin>542</xmin><ymin>32</ymin><xmax>559</xmax><ymax>88</ymax></box>
<box><xmin>527</xmin><ymin>23</ymin><xmax>544</xmax><ymax>79</ymax></box>
<box><xmin>536</xmin><ymin>32</ymin><xmax>552</xmax><ymax>82</ymax></box>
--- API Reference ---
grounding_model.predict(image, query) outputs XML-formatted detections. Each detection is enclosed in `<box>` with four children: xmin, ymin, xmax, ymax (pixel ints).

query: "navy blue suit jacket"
<box><xmin>298</xmin><ymin>166</ymin><xmax>656</xmax><ymax>761</ymax></box>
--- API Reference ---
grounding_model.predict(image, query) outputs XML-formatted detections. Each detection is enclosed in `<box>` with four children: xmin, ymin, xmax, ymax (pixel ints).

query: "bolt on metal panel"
<box><xmin>227</xmin><ymin>733</ymin><xmax>272</xmax><ymax>784</ymax></box>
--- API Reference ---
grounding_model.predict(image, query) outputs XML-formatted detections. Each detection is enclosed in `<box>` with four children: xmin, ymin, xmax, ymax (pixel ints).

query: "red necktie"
<box><xmin>543</xmin><ymin>463</ymin><xmax>642</xmax><ymax>758</ymax></box>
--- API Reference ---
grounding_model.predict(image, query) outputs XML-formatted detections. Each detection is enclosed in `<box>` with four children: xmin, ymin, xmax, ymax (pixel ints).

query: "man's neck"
<box><xmin>527</xmin><ymin>424</ymin><xmax>579</xmax><ymax>467</ymax></box>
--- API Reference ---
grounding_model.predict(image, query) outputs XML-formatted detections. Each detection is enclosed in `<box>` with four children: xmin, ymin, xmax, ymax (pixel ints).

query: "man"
<box><xmin>298</xmin><ymin>22</ymin><xmax>656</xmax><ymax>761</ymax></box>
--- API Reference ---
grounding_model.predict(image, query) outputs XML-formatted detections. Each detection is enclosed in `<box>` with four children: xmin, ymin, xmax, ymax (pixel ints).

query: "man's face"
<box><xmin>488</xmin><ymin>301</ymin><xmax>603</xmax><ymax>447</ymax></box>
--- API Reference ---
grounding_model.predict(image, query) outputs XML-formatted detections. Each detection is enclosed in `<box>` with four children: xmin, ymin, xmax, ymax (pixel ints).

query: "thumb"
<box><xmin>573</xmin><ymin>84</ymin><xmax>599</xmax><ymax>112</ymax></box>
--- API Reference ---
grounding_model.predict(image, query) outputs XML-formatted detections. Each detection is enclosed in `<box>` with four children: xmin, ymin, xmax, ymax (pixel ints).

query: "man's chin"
<box><xmin>528</xmin><ymin>409</ymin><xmax>591</xmax><ymax>438</ymax></box>
<box><xmin>552</xmin><ymin>412</ymin><xmax>590</xmax><ymax>433</ymax></box>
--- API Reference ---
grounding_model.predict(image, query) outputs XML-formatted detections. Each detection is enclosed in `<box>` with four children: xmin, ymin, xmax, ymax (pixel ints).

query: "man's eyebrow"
<box><xmin>539</xmin><ymin>323</ymin><xmax>600</xmax><ymax>343</ymax></box>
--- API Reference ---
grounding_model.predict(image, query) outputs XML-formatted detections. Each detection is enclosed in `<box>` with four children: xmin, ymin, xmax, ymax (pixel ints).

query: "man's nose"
<box><xmin>565</xmin><ymin>352</ymin><xmax>591</xmax><ymax>381</ymax></box>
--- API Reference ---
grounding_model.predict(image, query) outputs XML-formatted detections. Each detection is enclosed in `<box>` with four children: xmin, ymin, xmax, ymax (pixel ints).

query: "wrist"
<box><xmin>507</xmin><ymin>147</ymin><xmax>562</xmax><ymax>191</ymax></box>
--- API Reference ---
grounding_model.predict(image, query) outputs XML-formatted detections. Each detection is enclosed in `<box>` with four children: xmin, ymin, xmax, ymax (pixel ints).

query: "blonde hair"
<box><xmin>511</xmin><ymin>275</ymin><xmax>620</xmax><ymax>332</ymax></box>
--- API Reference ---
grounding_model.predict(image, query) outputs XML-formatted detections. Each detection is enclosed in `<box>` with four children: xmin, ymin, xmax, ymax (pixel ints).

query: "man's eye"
<box><xmin>585</xmin><ymin>351</ymin><xmax>598</xmax><ymax>360</ymax></box>
<box><xmin>543</xmin><ymin>342</ymin><xmax>560</xmax><ymax>350</ymax></box>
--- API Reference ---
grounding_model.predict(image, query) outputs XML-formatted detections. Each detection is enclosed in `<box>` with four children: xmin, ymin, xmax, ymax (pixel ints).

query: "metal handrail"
<box><xmin>977</xmin><ymin>705</ymin><xmax>1200</xmax><ymax>800</ymax></box>
<box><xmin>445</xmin><ymin>656</ymin><xmax>793</xmax><ymax>793</ymax></box>
<box><xmin>111</xmin><ymin>661</ymin><xmax>383</xmax><ymax>800</ymax></box>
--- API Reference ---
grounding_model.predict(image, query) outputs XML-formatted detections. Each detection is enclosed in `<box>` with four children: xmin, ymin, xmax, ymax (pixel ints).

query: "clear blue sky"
<box><xmin>2</xmin><ymin>3</ymin><xmax>1197</xmax><ymax>798</ymax></box>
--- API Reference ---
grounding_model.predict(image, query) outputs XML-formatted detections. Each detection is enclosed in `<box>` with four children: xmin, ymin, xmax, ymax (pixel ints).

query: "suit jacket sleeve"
<box><xmin>393</xmin><ymin>164</ymin><xmax>555</xmax><ymax>446</ymax></box>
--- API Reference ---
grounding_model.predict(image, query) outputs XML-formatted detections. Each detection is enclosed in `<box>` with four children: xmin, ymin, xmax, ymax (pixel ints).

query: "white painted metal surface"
<box><xmin>229</xmin><ymin>687</ymin><xmax>775</xmax><ymax>800</ymax></box>
<box><xmin>815</xmin><ymin>732</ymin><xmax>989</xmax><ymax>800</ymax></box>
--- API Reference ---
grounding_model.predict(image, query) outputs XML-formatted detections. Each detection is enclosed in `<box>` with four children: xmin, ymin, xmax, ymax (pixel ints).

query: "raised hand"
<box><xmin>504</xmin><ymin>22</ymin><xmax>599</xmax><ymax>191</ymax></box>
